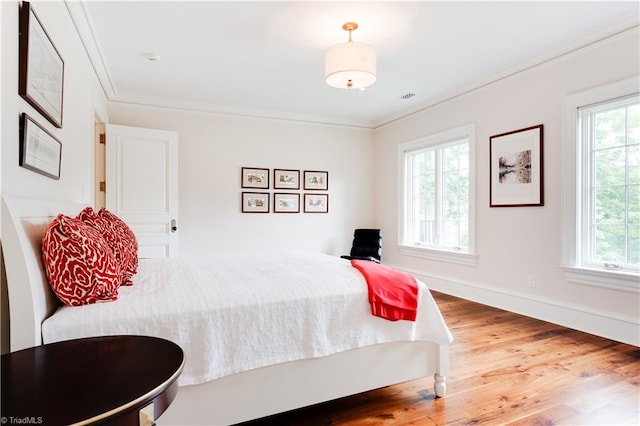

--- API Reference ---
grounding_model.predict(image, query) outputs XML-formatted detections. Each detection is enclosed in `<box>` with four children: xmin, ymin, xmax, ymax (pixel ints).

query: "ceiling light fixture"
<box><xmin>324</xmin><ymin>22</ymin><xmax>376</xmax><ymax>90</ymax></box>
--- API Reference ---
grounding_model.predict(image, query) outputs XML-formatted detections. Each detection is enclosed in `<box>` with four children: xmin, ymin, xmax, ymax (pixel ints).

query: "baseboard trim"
<box><xmin>391</xmin><ymin>264</ymin><xmax>640</xmax><ymax>347</ymax></box>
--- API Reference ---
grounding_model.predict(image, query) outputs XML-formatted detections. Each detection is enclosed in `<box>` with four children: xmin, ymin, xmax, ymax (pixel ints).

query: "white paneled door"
<box><xmin>105</xmin><ymin>124</ymin><xmax>179</xmax><ymax>258</ymax></box>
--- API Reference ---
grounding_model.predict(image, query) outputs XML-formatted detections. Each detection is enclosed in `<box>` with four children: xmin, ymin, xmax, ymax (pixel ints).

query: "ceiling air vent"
<box><xmin>400</xmin><ymin>92</ymin><xmax>416</xmax><ymax>100</ymax></box>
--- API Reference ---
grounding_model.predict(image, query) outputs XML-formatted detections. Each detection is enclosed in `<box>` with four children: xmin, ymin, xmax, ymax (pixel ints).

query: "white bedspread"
<box><xmin>42</xmin><ymin>252</ymin><xmax>452</xmax><ymax>386</ymax></box>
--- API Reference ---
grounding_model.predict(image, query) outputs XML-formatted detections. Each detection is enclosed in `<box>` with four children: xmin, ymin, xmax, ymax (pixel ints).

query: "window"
<box><xmin>398</xmin><ymin>124</ymin><xmax>476</xmax><ymax>265</ymax></box>
<box><xmin>562</xmin><ymin>77</ymin><xmax>639</xmax><ymax>292</ymax></box>
<box><xmin>580</xmin><ymin>97</ymin><xmax>639</xmax><ymax>271</ymax></box>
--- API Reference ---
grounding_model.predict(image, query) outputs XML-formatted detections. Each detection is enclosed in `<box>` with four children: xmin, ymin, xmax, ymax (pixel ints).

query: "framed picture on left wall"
<box><xmin>19</xmin><ymin>1</ymin><xmax>65</xmax><ymax>128</ymax></box>
<box><xmin>19</xmin><ymin>113</ymin><xmax>62</xmax><ymax>180</ymax></box>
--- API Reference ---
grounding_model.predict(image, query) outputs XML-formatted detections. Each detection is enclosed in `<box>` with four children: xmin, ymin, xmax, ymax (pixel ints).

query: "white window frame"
<box><xmin>397</xmin><ymin>123</ymin><xmax>476</xmax><ymax>266</ymax></box>
<box><xmin>561</xmin><ymin>76</ymin><xmax>640</xmax><ymax>293</ymax></box>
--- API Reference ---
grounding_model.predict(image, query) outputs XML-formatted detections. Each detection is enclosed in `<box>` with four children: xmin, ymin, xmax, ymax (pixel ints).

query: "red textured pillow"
<box><xmin>42</xmin><ymin>214</ymin><xmax>120</xmax><ymax>306</ymax></box>
<box><xmin>77</xmin><ymin>207</ymin><xmax>138</xmax><ymax>286</ymax></box>
<box><xmin>98</xmin><ymin>208</ymin><xmax>138</xmax><ymax>285</ymax></box>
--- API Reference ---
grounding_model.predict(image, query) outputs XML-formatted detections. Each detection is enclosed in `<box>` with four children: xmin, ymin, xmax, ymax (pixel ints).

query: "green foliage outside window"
<box><xmin>408</xmin><ymin>141</ymin><xmax>468</xmax><ymax>249</ymax></box>
<box><xmin>589</xmin><ymin>101</ymin><xmax>639</xmax><ymax>267</ymax></box>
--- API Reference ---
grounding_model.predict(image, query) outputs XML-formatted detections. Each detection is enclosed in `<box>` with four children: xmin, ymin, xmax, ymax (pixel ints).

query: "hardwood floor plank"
<box><xmin>239</xmin><ymin>291</ymin><xmax>640</xmax><ymax>426</ymax></box>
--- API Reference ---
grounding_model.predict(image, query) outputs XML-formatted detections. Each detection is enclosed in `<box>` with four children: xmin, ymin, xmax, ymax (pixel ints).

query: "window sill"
<box><xmin>398</xmin><ymin>244</ymin><xmax>477</xmax><ymax>266</ymax></box>
<box><xmin>562</xmin><ymin>266</ymin><xmax>639</xmax><ymax>293</ymax></box>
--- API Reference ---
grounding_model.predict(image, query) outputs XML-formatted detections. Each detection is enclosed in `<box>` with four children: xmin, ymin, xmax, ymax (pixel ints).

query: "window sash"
<box><xmin>578</xmin><ymin>95</ymin><xmax>639</xmax><ymax>272</ymax></box>
<box><xmin>404</xmin><ymin>138</ymin><xmax>469</xmax><ymax>251</ymax></box>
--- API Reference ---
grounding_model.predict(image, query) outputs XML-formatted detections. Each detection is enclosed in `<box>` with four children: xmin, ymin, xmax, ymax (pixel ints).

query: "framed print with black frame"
<box><xmin>304</xmin><ymin>193</ymin><xmax>328</xmax><ymax>213</ymax></box>
<box><xmin>19</xmin><ymin>113</ymin><xmax>62</xmax><ymax>180</ymax></box>
<box><xmin>19</xmin><ymin>1</ymin><xmax>65</xmax><ymax>128</ymax></box>
<box><xmin>242</xmin><ymin>192</ymin><xmax>269</xmax><ymax>213</ymax></box>
<box><xmin>489</xmin><ymin>124</ymin><xmax>544</xmax><ymax>207</ymax></box>
<box><xmin>274</xmin><ymin>193</ymin><xmax>300</xmax><ymax>213</ymax></box>
<box><xmin>274</xmin><ymin>169</ymin><xmax>300</xmax><ymax>190</ymax></box>
<box><xmin>303</xmin><ymin>170</ymin><xmax>328</xmax><ymax>190</ymax></box>
<box><xmin>241</xmin><ymin>167</ymin><xmax>269</xmax><ymax>189</ymax></box>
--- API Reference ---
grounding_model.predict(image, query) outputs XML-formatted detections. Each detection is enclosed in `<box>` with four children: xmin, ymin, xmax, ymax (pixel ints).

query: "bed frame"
<box><xmin>2</xmin><ymin>195</ymin><xmax>448</xmax><ymax>425</ymax></box>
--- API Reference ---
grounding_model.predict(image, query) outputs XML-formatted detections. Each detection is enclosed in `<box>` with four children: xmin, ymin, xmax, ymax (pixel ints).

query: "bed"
<box><xmin>1</xmin><ymin>195</ymin><xmax>452</xmax><ymax>425</ymax></box>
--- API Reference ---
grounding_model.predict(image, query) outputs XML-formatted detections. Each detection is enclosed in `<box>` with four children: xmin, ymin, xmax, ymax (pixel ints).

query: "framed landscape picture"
<box><xmin>489</xmin><ymin>124</ymin><xmax>544</xmax><ymax>207</ymax></box>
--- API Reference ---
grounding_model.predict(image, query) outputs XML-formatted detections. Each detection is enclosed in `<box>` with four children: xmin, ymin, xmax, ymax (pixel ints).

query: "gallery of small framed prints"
<box><xmin>240</xmin><ymin>167</ymin><xmax>329</xmax><ymax>214</ymax></box>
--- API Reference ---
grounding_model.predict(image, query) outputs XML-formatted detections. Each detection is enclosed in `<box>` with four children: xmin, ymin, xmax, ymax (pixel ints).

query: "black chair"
<box><xmin>340</xmin><ymin>229</ymin><xmax>382</xmax><ymax>263</ymax></box>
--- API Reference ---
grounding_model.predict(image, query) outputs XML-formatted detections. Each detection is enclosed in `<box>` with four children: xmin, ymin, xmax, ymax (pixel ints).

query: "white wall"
<box><xmin>374</xmin><ymin>28</ymin><xmax>640</xmax><ymax>345</ymax></box>
<box><xmin>1</xmin><ymin>1</ymin><xmax>107</xmax><ymax>353</ymax></box>
<box><xmin>107</xmin><ymin>105</ymin><xmax>376</xmax><ymax>257</ymax></box>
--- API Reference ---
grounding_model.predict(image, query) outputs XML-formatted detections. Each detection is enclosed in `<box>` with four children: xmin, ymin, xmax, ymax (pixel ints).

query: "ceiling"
<box><xmin>67</xmin><ymin>1</ymin><xmax>639</xmax><ymax>128</ymax></box>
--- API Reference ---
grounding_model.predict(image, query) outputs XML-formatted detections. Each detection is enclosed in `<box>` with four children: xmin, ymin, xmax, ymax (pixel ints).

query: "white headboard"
<box><xmin>2</xmin><ymin>195</ymin><xmax>87</xmax><ymax>351</ymax></box>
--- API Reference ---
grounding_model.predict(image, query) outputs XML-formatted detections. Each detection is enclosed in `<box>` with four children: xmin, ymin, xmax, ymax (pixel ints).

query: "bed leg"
<box><xmin>434</xmin><ymin>344</ymin><xmax>448</xmax><ymax>398</ymax></box>
<box><xmin>434</xmin><ymin>373</ymin><xmax>446</xmax><ymax>397</ymax></box>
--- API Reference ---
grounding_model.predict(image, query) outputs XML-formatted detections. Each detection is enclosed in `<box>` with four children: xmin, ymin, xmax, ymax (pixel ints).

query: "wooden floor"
<box><xmin>241</xmin><ymin>291</ymin><xmax>640</xmax><ymax>425</ymax></box>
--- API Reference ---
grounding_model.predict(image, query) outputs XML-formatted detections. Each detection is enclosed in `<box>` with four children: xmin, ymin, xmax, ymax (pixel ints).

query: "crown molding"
<box><xmin>65</xmin><ymin>1</ymin><xmax>116</xmax><ymax>99</ymax></box>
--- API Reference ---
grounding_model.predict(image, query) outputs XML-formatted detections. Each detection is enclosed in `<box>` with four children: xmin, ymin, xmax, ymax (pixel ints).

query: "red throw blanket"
<box><xmin>351</xmin><ymin>260</ymin><xmax>419</xmax><ymax>322</ymax></box>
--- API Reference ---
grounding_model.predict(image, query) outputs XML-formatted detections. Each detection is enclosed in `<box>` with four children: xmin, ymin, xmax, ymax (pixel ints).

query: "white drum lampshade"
<box><xmin>324</xmin><ymin>22</ymin><xmax>376</xmax><ymax>90</ymax></box>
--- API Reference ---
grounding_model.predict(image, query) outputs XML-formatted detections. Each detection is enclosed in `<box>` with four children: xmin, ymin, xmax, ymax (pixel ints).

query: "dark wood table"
<box><xmin>1</xmin><ymin>335</ymin><xmax>184</xmax><ymax>425</ymax></box>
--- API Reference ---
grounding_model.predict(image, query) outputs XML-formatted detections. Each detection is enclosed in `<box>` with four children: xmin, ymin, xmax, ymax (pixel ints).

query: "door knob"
<box><xmin>170</xmin><ymin>219</ymin><xmax>177</xmax><ymax>232</ymax></box>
